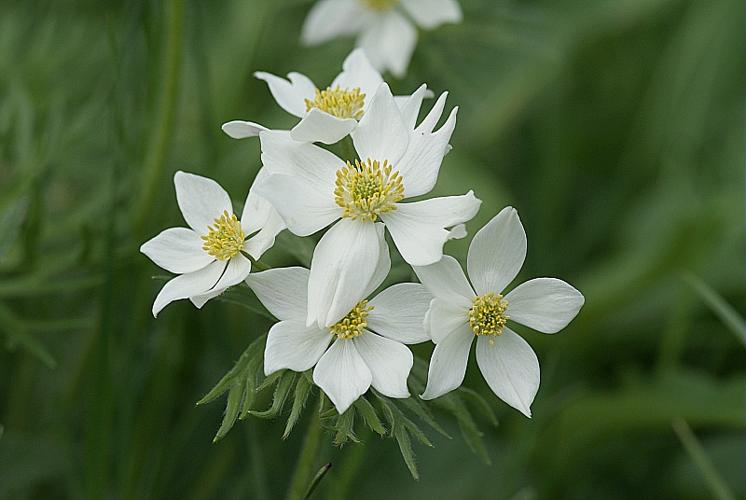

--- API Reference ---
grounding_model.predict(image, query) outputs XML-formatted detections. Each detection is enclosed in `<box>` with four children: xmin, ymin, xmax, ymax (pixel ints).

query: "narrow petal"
<box><xmin>476</xmin><ymin>329</ymin><xmax>539</xmax><ymax>418</ymax></box>
<box><xmin>331</xmin><ymin>48</ymin><xmax>383</xmax><ymax>100</ymax></box>
<box><xmin>381</xmin><ymin>191</ymin><xmax>481</xmax><ymax>266</ymax></box>
<box><xmin>152</xmin><ymin>260</ymin><xmax>226</xmax><ymax>317</ymax></box>
<box><xmin>307</xmin><ymin>219</ymin><xmax>382</xmax><ymax>327</ymax></box>
<box><xmin>467</xmin><ymin>206</ymin><xmax>527</xmax><ymax>296</ymax></box>
<box><xmin>290</xmin><ymin>108</ymin><xmax>358</xmax><ymax>144</ymax></box>
<box><xmin>413</xmin><ymin>255</ymin><xmax>475</xmax><ymax>308</ymax></box>
<box><xmin>260</xmin><ymin>130</ymin><xmax>343</xmax><ymax>188</ymax></box>
<box><xmin>358</xmin><ymin>12</ymin><xmax>417</xmax><ymax>78</ymax></box>
<box><xmin>254</xmin><ymin>71</ymin><xmax>316</xmax><ymax>118</ymax></box>
<box><xmin>400</xmin><ymin>0</ymin><xmax>462</xmax><ymax>29</ymax></box>
<box><xmin>140</xmin><ymin>227</ymin><xmax>213</xmax><ymax>274</ymax></box>
<box><xmin>243</xmin><ymin>208</ymin><xmax>285</xmax><ymax>260</ymax></box>
<box><xmin>397</xmin><ymin>105</ymin><xmax>458</xmax><ymax>198</ymax></box>
<box><xmin>221</xmin><ymin>120</ymin><xmax>268</xmax><ymax>139</ymax></box>
<box><xmin>174</xmin><ymin>171</ymin><xmax>232</xmax><ymax>234</ymax></box>
<box><xmin>313</xmin><ymin>339</ymin><xmax>372</xmax><ymax>414</ymax></box>
<box><xmin>301</xmin><ymin>0</ymin><xmax>368</xmax><ymax>46</ymax></box>
<box><xmin>361</xmin><ymin>223</ymin><xmax>390</xmax><ymax>298</ymax></box>
<box><xmin>256</xmin><ymin>174</ymin><xmax>341</xmax><ymax>237</ymax></box>
<box><xmin>367</xmin><ymin>283</ymin><xmax>432</xmax><ymax>344</ymax></box>
<box><xmin>424</xmin><ymin>298</ymin><xmax>470</xmax><ymax>343</ymax></box>
<box><xmin>396</xmin><ymin>83</ymin><xmax>429</xmax><ymax>130</ymax></box>
<box><xmin>190</xmin><ymin>289</ymin><xmax>223</xmax><ymax>309</ymax></box>
<box><xmin>421</xmin><ymin>324</ymin><xmax>474</xmax><ymax>400</ymax></box>
<box><xmin>265</xmin><ymin>320</ymin><xmax>332</xmax><ymax>375</ymax></box>
<box><xmin>245</xmin><ymin>267</ymin><xmax>309</xmax><ymax>321</ymax></box>
<box><xmin>353</xmin><ymin>331</ymin><xmax>412</xmax><ymax>398</ymax></box>
<box><xmin>505</xmin><ymin>278</ymin><xmax>585</xmax><ymax>334</ymax></box>
<box><xmin>351</xmin><ymin>83</ymin><xmax>408</xmax><ymax>165</ymax></box>
<box><xmin>210</xmin><ymin>254</ymin><xmax>252</xmax><ymax>295</ymax></box>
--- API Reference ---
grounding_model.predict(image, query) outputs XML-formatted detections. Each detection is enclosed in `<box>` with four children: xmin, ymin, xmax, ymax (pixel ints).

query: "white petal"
<box><xmin>151</xmin><ymin>260</ymin><xmax>226</xmax><ymax>317</ymax></box>
<box><xmin>505</xmin><ymin>278</ymin><xmax>584</xmax><ymax>334</ymax></box>
<box><xmin>476</xmin><ymin>329</ymin><xmax>539</xmax><ymax>418</ymax></box>
<box><xmin>353</xmin><ymin>331</ymin><xmax>412</xmax><ymax>398</ymax></box>
<box><xmin>221</xmin><ymin>120</ymin><xmax>268</xmax><ymax>139</ymax></box>
<box><xmin>358</xmin><ymin>12</ymin><xmax>417</xmax><ymax>78</ymax></box>
<box><xmin>381</xmin><ymin>191</ymin><xmax>481</xmax><ymax>266</ymax></box>
<box><xmin>360</xmin><ymin>223</ymin><xmax>391</xmax><ymax>298</ymax></box>
<box><xmin>174</xmin><ymin>171</ymin><xmax>233</xmax><ymax>234</ymax></box>
<box><xmin>259</xmin><ymin>130</ymin><xmax>343</xmax><ymax>187</ymax></box>
<box><xmin>351</xmin><ymin>83</ymin><xmax>408</xmax><ymax>164</ymax></box>
<box><xmin>190</xmin><ymin>289</ymin><xmax>223</xmax><ymax>309</ymax></box>
<box><xmin>256</xmin><ymin>174</ymin><xmax>341</xmax><ymax>236</ymax></box>
<box><xmin>467</xmin><ymin>206</ymin><xmax>527</xmax><ymax>295</ymax></box>
<box><xmin>301</xmin><ymin>0</ymin><xmax>368</xmax><ymax>46</ymax></box>
<box><xmin>421</xmin><ymin>324</ymin><xmax>474</xmax><ymax>400</ymax></box>
<box><xmin>210</xmin><ymin>254</ymin><xmax>252</xmax><ymax>295</ymax></box>
<box><xmin>413</xmin><ymin>255</ymin><xmax>474</xmax><ymax>308</ymax></box>
<box><xmin>254</xmin><ymin>71</ymin><xmax>316</xmax><ymax>118</ymax></box>
<box><xmin>264</xmin><ymin>320</ymin><xmax>332</xmax><ymax>375</ymax></box>
<box><xmin>240</xmin><ymin>170</ymin><xmax>287</xmax><ymax>258</ymax></box>
<box><xmin>307</xmin><ymin>219</ymin><xmax>383</xmax><ymax>327</ymax></box>
<box><xmin>367</xmin><ymin>283</ymin><xmax>432</xmax><ymax>344</ymax></box>
<box><xmin>396</xmin><ymin>83</ymin><xmax>429</xmax><ymax>130</ymax></box>
<box><xmin>245</xmin><ymin>267</ymin><xmax>309</xmax><ymax>321</ymax></box>
<box><xmin>140</xmin><ymin>227</ymin><xmax>213</xmax><ymax>274</ymax></box>
<box><xmin>313</xmin><ymin>339</ymin><xmax>372</xmax><ymax>414</ymax></box>
<box><xmin>244</xmin><ymin>207</ymin><xmax>285</xmax><ymax>260</ymax></box>
<box><xmin>424</xmin><ymin>297</ymin><xmax>469</xmax><ymax>344</ymax></box>
<box><xmin>400</xmin><ymin>0</ymin><xmax>462</xmax><ymax>29</ymax></box>
<box><xmin>397</xmin><ymin>105</ymin><xmax>458</xmax><ymax>198</ymax></box>
<box><xmin>331</xmin><ymin>48</ymin><xmax>383</xmax><ymax>100</ymax></box>
<box><xmin>290</xmin><ymin>108</ymin><xmax>358</xmax><ymax>145</ymax></box>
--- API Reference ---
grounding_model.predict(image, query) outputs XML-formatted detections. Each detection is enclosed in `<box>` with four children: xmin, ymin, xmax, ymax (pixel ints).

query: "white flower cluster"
<box><xmin>141</xmin><ymin>49</ymin><xmax>584</xmax><ymax>418</ymax></box>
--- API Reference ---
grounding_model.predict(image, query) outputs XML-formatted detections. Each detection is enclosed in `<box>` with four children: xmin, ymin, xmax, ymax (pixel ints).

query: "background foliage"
<box><xmin>0</xmin><ymin>0</ymin><xmax>744</xmax><ymax>498</ymax></box>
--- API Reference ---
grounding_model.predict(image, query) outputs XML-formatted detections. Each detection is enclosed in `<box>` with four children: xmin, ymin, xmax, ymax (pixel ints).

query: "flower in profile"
<box><xmin>140</xmin><ymin>171</ymin><xmax>284</xmax><ymax>317</ymax></box>
<box><xmin>256</xmin><ymin>83</ymin><xmax>480</xmax><ymax>328</ymax></box>
<box><xmin>222</xmin><ymin>49</ymin><xmax>430</xmax><ymax>145</ymax></box>
<box><xmin>414</xmin><ymin>207</ymin><xmax>585</xmax><ymax>417</ymax></box>
<box><xmin>301</xmin><ymin>0</ymin><xmax>462</xmax><ymax>77</ymax></box>
<box><xmin>245</xmin><ymin>237</ymin><xmax>432</xmax><ymax>413</ymax></box>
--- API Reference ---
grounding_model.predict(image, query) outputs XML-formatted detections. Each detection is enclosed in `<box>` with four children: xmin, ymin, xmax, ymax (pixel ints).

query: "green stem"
<box><xmin>285</xmin><ymin>401</ymin><xmax>323</xmax><ymax>500</ymax></box>
<box><xmin>133</xmin><ymin>0</ymin><xmax>185</xmax><ymax>236</ymax></box>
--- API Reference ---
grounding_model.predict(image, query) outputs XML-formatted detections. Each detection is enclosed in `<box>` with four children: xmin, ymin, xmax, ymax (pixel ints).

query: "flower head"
<box><xmin>301</xmin><ymin>0</ymin><xmax>463</xmax><ymax>77</ymax></box>
<box><xmin>245</xmin><ymin>241</ymin><xmax>432</xmax><ymax>414</ymax></box>
<box><xmin>140</xmin><ymin>171</ymin><xmax>285</xmax><ymax>316</ymax></box>
<box><xmin>414</xmin><ymin>207</ymin><xmax>585</xmax><ymax>417</ymax></box>
<box><xmin>255</xmin><ymin>83</ymin><xmax>480</xmax><ymax>328</ymax></box>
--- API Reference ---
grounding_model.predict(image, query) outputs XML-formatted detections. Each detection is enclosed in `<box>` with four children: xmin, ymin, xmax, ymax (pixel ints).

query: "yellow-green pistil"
<box><xmin>468</xmin><ymin>293</ymin><xmax>509</xmax><ymax>337</ymax></box>
<box><xmin>330</xmin><ymin>300</ymin><xmax>374</xmax><ymax>339</ymax></box>
<box><xmin>202</xmin><ymin>210</ymin><xmax>245</xmax><ymax>260</ymax></box>
<box><xmin>362</xmin><ymin>0</ymin><xmax>399</xmax><ymax>11</ymax></box>
<box><xmin>305</xmin><ymin>86</ymin><xmax>366</xmax><ymax>120</ymax></box>
<box><xmin>335</xmin><ymin>158</ymin><xmax>405</xmax><ymax>222</ymax></box>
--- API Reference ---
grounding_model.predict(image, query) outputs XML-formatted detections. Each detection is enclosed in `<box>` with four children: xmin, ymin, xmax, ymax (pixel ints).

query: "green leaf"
<box><xmin>432</xmin><ymin>393</ymin><xmax>491</xmax><ymax>465</ymax></box>
<box><xmin>392</xmin><ymin>424</ymin><xmax>419</xmax><ymax>481</ymax></box>
<box><xmin>283</xmin><ymin>374</ymin><xmax>313</xmax><ymax>439</ymax></box>
<box><xmin>213</xmin><ymin>383</ymin><xmax>243</xmax><ymax>443</ymax></box>
<box><xmin>399</xmin><ymin>397</ymin><xmax>451</xmax><ymax>439</ymax></box>
<box><xmin>353</xmin><ymin>397</ymin><xmax>386</xmax><ymax>436</ymax></box>
<box><xmin>332</xmin><ymin>408</ymin><xmax>359</xmax><ymax>446</ymax></box>
<box><xmin>250</xmin><ymin>371</ymin><xmax>296</xmax><ymax>419</ymax></box>
<box><xmin>458</xmin><ymin>387</ymin><xmax>499</xmax><ymax>427</ymax></box>
<box><xmin>196</xmin><ymin>336</ymin><xmax>264</xmax><ymax>406</ymax></box>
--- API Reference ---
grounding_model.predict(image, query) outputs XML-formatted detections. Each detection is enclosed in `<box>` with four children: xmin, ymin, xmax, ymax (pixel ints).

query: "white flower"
<box><xmin>301</xmin><ymin>0</ymin><xmax>462</xmax><ymax>77</ymax></box>
<box><xmin>140</xmin><ymin>171</ymin><xmax>284</xmax><ymax>317</ymax></box>
<box><xmin>222</xmin><ymin>49</ymin><xmax>431</xmax><ymax>145</ymax></box>
<box><xmin>256</xmin><ymin>83</ymin><xmax>480</xmax><ymax>328</ymax></box>
<box><xmin>414</xmin><ymin>207</ymin><xmax>585</xmax><ymax>417</ymax></box>
<box><xmin>245</xmin><ymin>237</ymin><xmax>432</xmax><ymax>414</ymax></box>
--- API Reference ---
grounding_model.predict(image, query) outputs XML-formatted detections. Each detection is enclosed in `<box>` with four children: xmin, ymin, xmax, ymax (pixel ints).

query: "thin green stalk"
<box><xmin>133</xmin><ymin>0</ymin><xmax>185</xmax><ymax>235</ymax></box>
<box><xmin>285</xmin><ymin>402</ymin><xmax>323</xmax><ymax>500</ymax></box>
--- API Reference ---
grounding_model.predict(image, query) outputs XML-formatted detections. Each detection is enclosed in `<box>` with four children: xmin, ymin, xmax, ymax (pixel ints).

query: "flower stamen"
<box><xmin>362</xmin><ymin>0</ymin><xmax>399</xmax><ymax>11</ymax></box>
<box><xmin>330</xmin><ymin>300</ymin><xmax>374</xmax><ymax>340</ymax></box>
<box><xmin>305</xmin><ymin>86</ymin><xmax>366</xmax><ymax>120</ymax></box>
<box><xmin>468</xmin><ymin>293</ymin><xmax>509</xmax><ymax>338</ymax></box>
<box><xmin>335</xmin><ymin>158</ymin><xmax>405</xmax><ymax>222</ymax></box>
<box><xmin>201</xmin><ymin>210</ymin><xmax>246</xmax><ymax>261</ymax></box>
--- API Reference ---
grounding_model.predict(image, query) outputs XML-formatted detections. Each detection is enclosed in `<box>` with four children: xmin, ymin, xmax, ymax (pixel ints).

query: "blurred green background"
<box><xmin>1</xmin><ymin>0</ymin><xmax>744</xmax><ymax>498</ymax></box>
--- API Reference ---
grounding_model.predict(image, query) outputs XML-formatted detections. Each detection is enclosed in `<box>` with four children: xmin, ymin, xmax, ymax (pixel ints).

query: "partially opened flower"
<box><xmin>222</xmin><ymin>49</ymin><xmax>430</xmax><ymax>145</ymax></box>
<box><xmin>256</xmin><ymin>83</ymin><xmax>480</xmax><ymax>328</ymax></box>
<box><xmin>245</xmin><ymin>235</ymin><xmax>432</xmax><ymax>413</ymax></box>
<box><xmin>414</xmin><ymin>207</ymin><xmax>585</xmax><ymax>417</ymax></box>
<box><xmin>301</xmin><ymin>0</ymin><xmax>462</xmax><ymax>77</ymax></box>
<box><xmin>141</xmin><ymin>171</ymin><xmax>284</xmax><ymax>316</ymax></box>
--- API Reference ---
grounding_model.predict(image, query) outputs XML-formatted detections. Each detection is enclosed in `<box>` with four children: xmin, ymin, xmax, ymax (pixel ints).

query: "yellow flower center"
<box><xmin>468</xmin><ymin>293</ymin><xmax>509</xmax><ymax>337</ymax></box>
<box><xmin>201</xmin><ymin>210</ymin><xmax>246</xmax><ymax>261</ymax></box>
<box><xmin>334</xmin><ymin>159</ymin><xmax>405</xmax><ymax>222</ymax></box>
<box><xmin>305</xmin><ymin>86</ymin><xmax>366</xmax><ymax>120</ymax></box>
<box><xmin>329</xmin><ymin>300</ymin><xmax>374</xmax><ymax>340</ymax></box>
<box><xmin>362</xmin><ymin>0</ymin><xmax>399</xmax><ymax>11</ymax></box>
